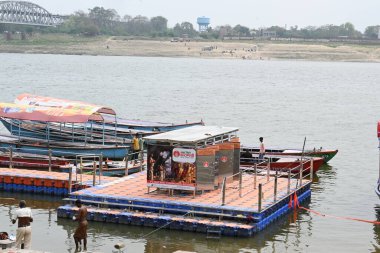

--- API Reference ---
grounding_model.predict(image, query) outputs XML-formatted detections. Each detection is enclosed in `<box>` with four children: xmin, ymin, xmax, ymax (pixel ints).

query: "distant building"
<box><xmin>261</xmin><ymin>30</ymin><xmax>276</xmax><ymax>38</ymax></box>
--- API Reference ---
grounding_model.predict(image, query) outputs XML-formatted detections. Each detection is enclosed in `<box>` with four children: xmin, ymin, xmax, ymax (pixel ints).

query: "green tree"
<box><xmin>364</xmin><ymin>25</ymin><xmax>380</xmax><ymax>39</ymax></box>
<box><xmin>150</xmin><ymin>16</ymin><xmax>168</xmax><ymax>33</ymax></box>
<box><xmin>232</xmin><ymin>25</ymin><xmax>250</xmax><ymax>36</ymax></box>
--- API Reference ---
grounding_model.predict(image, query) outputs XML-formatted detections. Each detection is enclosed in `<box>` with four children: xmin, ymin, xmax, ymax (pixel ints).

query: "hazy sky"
<box><xmin>32</xmin><ymin>0</ymin><xmax>380</xmax><ymax>32</ymax></box>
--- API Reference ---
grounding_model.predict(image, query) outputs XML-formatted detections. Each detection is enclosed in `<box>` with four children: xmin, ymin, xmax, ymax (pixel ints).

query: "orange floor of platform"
<box><xmin>72</xmin><ymin>170</ymin><xmax>309</xmax><ymax>211</ymax></box>
<box><xmin>0</xmin><ymin>167</ymin><xmax>118</xmax><ymax>185</ymax></box>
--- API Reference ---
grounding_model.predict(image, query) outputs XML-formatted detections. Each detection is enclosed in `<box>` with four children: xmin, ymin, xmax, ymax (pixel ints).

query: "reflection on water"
<box><xmin>373</xmin><ymin>205</ymin><xmax>380</xmax><ymax>252</ymax></box>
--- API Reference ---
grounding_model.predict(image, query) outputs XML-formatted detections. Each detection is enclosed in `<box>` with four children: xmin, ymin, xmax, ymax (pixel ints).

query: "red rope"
<box><xmin>289</xmin><ymin>193</ymin><xmax>380</xmax><ymax>225</ymax></box>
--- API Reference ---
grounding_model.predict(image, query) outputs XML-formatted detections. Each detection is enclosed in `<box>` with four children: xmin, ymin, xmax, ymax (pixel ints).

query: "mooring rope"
<box><xmin>289</xmin><ymin>192</ymin><xmax>380</xmax><ymax>225</ymax></box>
<box><xmin>140</xmin><ymin>211</ymin><xmax>193</xmax><ymax>239</ymax></box>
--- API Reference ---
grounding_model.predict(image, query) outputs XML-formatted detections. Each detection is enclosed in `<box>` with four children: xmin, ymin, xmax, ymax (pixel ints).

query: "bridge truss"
<box><xmin>0</xmin><ymin>1</ymin><xmax>64</xmax><ymax>27</ymax></box>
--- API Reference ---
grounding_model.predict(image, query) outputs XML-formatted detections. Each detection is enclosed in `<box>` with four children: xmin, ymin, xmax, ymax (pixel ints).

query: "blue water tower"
<box><xmin>197</xmin><ymin>16</ymin><xmax>210</xmax><ymax>32</ymax></box>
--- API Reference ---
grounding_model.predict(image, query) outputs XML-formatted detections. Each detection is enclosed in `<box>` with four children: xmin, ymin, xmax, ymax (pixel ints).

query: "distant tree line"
<box><xmin>0</xmin><ymin>6</ymin><xmax>379</xmax><ymax>40</ymax></box>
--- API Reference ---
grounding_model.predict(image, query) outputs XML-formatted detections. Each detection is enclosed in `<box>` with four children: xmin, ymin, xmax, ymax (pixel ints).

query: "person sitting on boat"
<box><xmin>259</xmin><ymin>137</ymin><xmax>265</xmax><ymax>160</ymax></box>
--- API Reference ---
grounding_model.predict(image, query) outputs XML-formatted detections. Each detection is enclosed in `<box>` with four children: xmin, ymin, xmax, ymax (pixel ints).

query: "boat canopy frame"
<box><xmin>0</xmin><ymin>102</ymin><xmax>109</xmax><ymax>145</ymax></box>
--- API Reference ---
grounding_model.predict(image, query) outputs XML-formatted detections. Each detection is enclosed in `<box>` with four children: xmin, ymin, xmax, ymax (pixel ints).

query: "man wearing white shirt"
<box><xmin>12</xmin><ymin>200</ymin><xmax>33</xmax><ymax>249</ymax></box>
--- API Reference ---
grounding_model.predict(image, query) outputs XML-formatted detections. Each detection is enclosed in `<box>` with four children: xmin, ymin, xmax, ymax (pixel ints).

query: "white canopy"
<box><xmin>144</xmin><ymin>125</ymin><xmax>239</xmax><ymax>144</ymax></box>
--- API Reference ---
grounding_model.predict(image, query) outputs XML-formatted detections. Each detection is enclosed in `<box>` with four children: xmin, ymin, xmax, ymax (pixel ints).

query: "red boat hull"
<box><xmin>0</xmin><ymin>154</ymin><xmax>68</xmax><ymax>170</ymax></box>
<box><xmin>241</xmin><ymin>157</ymin><xmax>324</xmax><ymax>174</ymax></box>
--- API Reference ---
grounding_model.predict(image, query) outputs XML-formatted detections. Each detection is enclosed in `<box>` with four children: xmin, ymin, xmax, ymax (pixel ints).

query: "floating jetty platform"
<box><xmin>56</xmin><ymin>125</ymin><xmax>313</xmax><ymax>237</ymax></box>
<box><xmin>58</xmin><ymin>170</ymin><xmax>311</xmax><ymax>237</ymax></box>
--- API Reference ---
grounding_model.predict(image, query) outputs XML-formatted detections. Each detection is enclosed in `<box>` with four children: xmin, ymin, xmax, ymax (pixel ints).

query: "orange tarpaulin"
<box><xmin>0</xmin><ymin>102</ymin><xmax>104</xmax><ymax>123</ymax></box>
<box><xmin>15</xmin><ymin>93</ymin><xmax>116</xmax><ymax>115</ymax></box>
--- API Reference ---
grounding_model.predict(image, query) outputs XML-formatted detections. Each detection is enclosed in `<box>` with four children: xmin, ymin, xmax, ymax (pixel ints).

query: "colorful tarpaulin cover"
<box><xmin>15</xmin><ymin>93</ymin><xmax>116</xmax><ymax>115</ymax></box>
<box><xmin>0</xmin><ymin>103</ymin><xmax>103</xmax><ymax>123</ymax></box>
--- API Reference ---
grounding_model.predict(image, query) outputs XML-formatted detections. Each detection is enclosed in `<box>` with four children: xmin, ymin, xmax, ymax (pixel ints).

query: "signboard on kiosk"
<box><xmin>172</xmin><ymin>148</ymin><xmax>196</xmax><ymax>163</ymax></box>
<box><xmin>147</xmin><ymin>145</ymin><xmax>196</xmax><ymax>190</ymax></box>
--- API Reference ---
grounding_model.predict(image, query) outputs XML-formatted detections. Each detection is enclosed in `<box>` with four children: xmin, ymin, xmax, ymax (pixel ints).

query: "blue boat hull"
<box><xmin>0</xmin><ymin>140</ymin><xmax>129</xmax><ymax>160</ymax></box>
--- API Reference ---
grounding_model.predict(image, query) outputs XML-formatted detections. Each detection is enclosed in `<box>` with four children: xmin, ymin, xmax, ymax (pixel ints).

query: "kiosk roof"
<box><xmin>144</xmin><ymin>125</ymin><xmax>238</xmax><ymax>143</ymax></box>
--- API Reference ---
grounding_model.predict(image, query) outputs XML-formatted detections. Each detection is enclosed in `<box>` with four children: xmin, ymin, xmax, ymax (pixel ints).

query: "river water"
<box><xmin>0</xmin><ymin>53</ymin><xmax>379</xmax><ymax>253</ymax></box>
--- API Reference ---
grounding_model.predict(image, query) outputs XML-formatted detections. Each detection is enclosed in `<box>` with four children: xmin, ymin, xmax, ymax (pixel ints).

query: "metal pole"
<box><xmin>99</xmin><ymin>154</ymin><xmax>103</xmax><ymax>184</ymax></box>
<box><xmin>239</xmin><ymin>170</ymin><xmax>242</xmax><ymax>197</ymax></box>
<box><xmin>274</xmin><ymin>171</ymin><xmax>278</xmax><ymax>202</ymax></box>
<box><xmin>221</xmin><ymin>177</ymin><xmax>226</xmax><ymax>206</ymax></box>
<box><xmin>258</xmin><ymin>183</ymin><xmax>262</xmax><ymax>212</ymax></box>
<box><xmin>114</xmin><ymin>115</ymin><xmax>117</xmax><ymax>139</ymax></box>
<box><xmin>287</xmin><ymin>169</ymin><xmax>291</xmax><ymax>193</ymax></box>
<box><xmin>102</xmin><ymin>121</ymin><xmax>105</xmax><ymax>145</ymax></box>
<box><xmin>68</xmin><ymin>166</ymin><xmax>73</xmax><ymax>194</ymax></box>
<box><xmin>140</xmin><ymin>150</ymin><xmax>143</xmax><ymax>171</ymax></box>
<box><xmin>299</xmin><ymin>159</ymin><xmax>303</xmax><ymax>187</ymax></box>
<box><xmin>310</xmin><ymin>158</ymin><xmax>314</xmax><ymax>182</ymax></box>
<box><xmin>125</xmin><ymin>150</ymin><xmax>129</xmax><ymax>176</ymax></box>
<box><xmin>9</xmin><ymin>147</ymin><xmax>13</xmax><ymax>169</ymax></box>
<box><xmin>93</xmin><ymin>161</ymin><xmax>96</xmax><ymax>186</ymax></box>
<box><xmin>84</xmin><ymin>124</ymin><xmax>87</xmax><ymax>147</ymax></box>
<box><xmin>47</xmin><ymin>122</ymin><xmax>50</xmax><ymax>144</ymax></box>
<box><xmin>267</xmin><ymin>159</ymin><xmax>270</xmax><ymax>182</ymax></box>
<box><xmin>18</xmin><ymin>121</ymin><xmax>21</xmax><ymax>141</ymax></box>
<box><xmin>80</xmin><ymin>157</ymin><xmax>83</xmax><ymax>185</ymax></box>
<box><xmin>48</xmin><ymin>149</ymin><xmax>52</xmax><ymax>172</ymax></box>
<box><xmin>254</xmin><ymin>164</ymin><xmax>257</xmax><ymax>189</ymax></box>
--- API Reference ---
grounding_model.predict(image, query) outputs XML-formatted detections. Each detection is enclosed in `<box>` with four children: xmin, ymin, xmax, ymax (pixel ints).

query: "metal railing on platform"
<box><xmin>220</xmin><ymin>157</ymin><xmax>314</xmax><ymax>212</ymax></box>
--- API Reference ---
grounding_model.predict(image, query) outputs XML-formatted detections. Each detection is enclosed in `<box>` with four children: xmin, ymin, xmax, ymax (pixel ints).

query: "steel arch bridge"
<box><xmin>0</xmin><ymin>1</ymin><xmax>64</xmax><ymax>26</ymax></box>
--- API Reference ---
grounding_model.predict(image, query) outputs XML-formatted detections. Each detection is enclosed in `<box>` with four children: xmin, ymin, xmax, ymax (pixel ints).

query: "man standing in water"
<box><xmin>259</xmin><ymin>137</ymin><xmax>265</xmax><ymax>160</ymax></box>
<box><xmin>12</xmin><ymin>200</ymin><xmax>33</xmax><ymax>249</ymax></box>
<box><xmin>73</xmin><ymin>199</ymin><xmax>88</xmax><ymax>251</ymax></box>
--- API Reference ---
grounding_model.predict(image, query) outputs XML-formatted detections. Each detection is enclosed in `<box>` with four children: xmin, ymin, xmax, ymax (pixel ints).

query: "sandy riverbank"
<box><xmin>1</xmin><ymin>34</ymin><xmax>380</xmax><ymax>62</ymax></box>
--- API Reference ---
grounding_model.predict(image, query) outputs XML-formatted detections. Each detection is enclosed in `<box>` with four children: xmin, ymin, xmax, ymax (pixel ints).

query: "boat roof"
<box><xmin>15</xmin><ymin>93</ymin><xmax>116</xmax><ymax>115</ymax></box>
<box><xmin>0</xmin><ymin>102</ymin><xmax>104</xmax><ymax>123</ymax></box>
<box><xmin>143</xmin><ymin>125</ymin><xmax>239</xmax><ymax>144</ymax></box>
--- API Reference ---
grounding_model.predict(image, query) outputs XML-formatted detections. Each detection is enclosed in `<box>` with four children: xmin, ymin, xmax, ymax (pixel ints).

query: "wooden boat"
<box><xmin>240</xmin><ymin>154</ymin><xmax>325</xmax><ymax>174</ymax></box>
<box><xmin>13</xmin><ymin>93</ymin><xmax>204</xmax><ymax>135</ymax></box>
<box><xmin>241</xmin><ymin>146</ymin><xmax>338</xmax><ymax>163</ymax></box>
<box><xmin>0</xmin><ymin>134</ymin><xmax>129</xmax><ymax>160</ymax></box>
<box><xmin>0</xmin><ymin>148</ymin><xmax>70</xmax><ymax>170</ymax></box>
<box><xmin>0</xmin><ymin>103</ymin><xmax>130</xmax><ymax>160</ymax></box>
<box><xmin>1</xmin><ymin>118</ymin><xmax>138</xmax><ymax>144</ymax></box>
